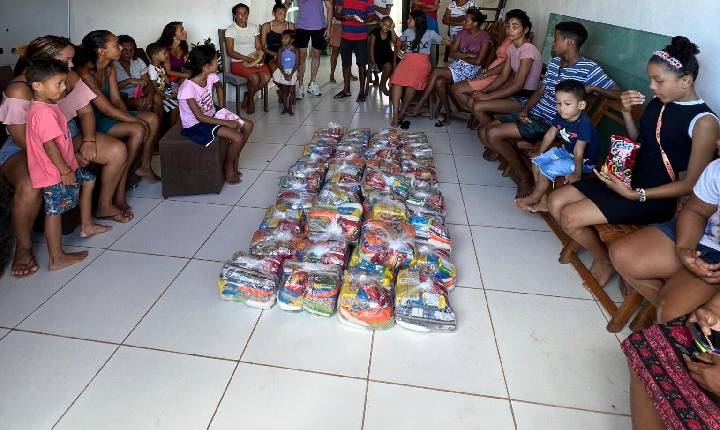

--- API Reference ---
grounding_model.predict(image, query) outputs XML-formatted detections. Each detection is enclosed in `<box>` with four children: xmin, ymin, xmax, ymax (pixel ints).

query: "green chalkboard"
<box><xmin>541</xmin><ymin>14</ymin><xmax>671</xmax><ymax>98</ymax></box>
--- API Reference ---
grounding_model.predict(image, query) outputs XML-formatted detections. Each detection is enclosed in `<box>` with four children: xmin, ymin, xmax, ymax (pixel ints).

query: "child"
<box><xmin>516</xmin><ymin>79</ymin><xmax>598</xmax><ymax>212</ymax></box>
<box><xmin>177</xmin><ymin>44</ymin><xmax>253</xmax><ymax>184</ymax></box>
<box><xmin>369</xmin><ymin>16</ymin><xmax>397</xmax><ymax>96</ymax></box>
<box><xmin>272</xmin><ymin>29</ymin><xmax>299</xmax><ymax>115</ymax></box>
<box><xmin>146</xmin><ymin>42</ymin><xmax>180</xmax><ymax>125</ymax></box>
<box><xmin>389</xmin><ymin>10</ymin><xmax>446</xmax><ymax>128</ymax></box>
<box><xmin>25</xmin><ymin>59</ymin><xmax>112</xmax><ymax>271</ymax></box>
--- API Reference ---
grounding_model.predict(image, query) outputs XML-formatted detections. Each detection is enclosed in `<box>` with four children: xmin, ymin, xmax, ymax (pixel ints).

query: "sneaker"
<box><xmin>307</xmin><ymin>81</ymin><xmax>322</xmax><ymax>97</ymax></box>
<box><xmin>296</xmin><ymin>84</ymin><xmax>305</xmax><ymax>99</ymax></box>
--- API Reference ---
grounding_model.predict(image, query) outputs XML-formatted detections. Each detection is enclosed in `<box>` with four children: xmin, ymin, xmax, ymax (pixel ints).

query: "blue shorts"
<box><xmin>42</xmin><ymin>168</ymin><xmax>95</xmax><ymax>216</ymax></box>
<box><xmin>531</xmin><ymin>147</ymin><xmax>594</xmax><ymax>181</ymax></box>
<box><xmin>654</xmin><ymin>219</ymin><xmax>720</xmax><ymax>264</ymax></box>
<box><xmin>181</xmin><ymin>123</ymin><xmax>221</xmax><ymax>147</ymax></box>
<box><xmin>1</xmin><ymin>119</ymin><xmax>81</xmax><ymax>166</ymax></box>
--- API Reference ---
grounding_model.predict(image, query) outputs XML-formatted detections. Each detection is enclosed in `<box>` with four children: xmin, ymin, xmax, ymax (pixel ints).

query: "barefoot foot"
<box><xmin>135</xmin><ymin>167</ymin><xmax>160</xmax><ymax>183</ymax></box>
<box><xmin>80</xmin><ymin>223</ymin><xmax>112</xmax><ymax>238</ymax></box>
<box><xmin>49</xmin><ymin>250</ymin><xmax>88</xmax><ymax>271</ymax></box>
<box><xmin>527</xmin><ymin>196</ymin><xmax>549</xmax><ymax>213</ymax></box>
<box><xmin>589</xmin><ymin>259</ymin><xmax>615</xmax><ymax>287</ymax></box>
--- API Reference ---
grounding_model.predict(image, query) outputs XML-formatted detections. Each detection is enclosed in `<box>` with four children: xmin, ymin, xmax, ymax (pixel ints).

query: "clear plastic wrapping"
<box><xmin>337</xmin><ymin>270</ymin><xmax>395</xmax><ymax>330</ymax></box>
<box><xmin>277</xmin><ymin>261</ymin><xmax>342</xmax><ymax>316</ymax></box>
<box><xmin>395</xmin><ymin>268</ymin><xmax>456</xmax><ymax>332</ymax></box>
<box><xmin>306</xmin><ymin>203</ymin><xmax>363</xmax><ymax>241</ymax></box>
<box><xmin>218</xmin><ymin>251</ymin><xmax>283</xmax><ymax>309</ymax></box>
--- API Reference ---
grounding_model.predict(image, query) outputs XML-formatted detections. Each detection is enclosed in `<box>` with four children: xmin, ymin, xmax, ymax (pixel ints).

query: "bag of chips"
<box><xmin>218</xmin><ymin>251</ymin><xmax>283</xmax><ymax>309</ymax></box>
<box><xmin>337</xmin><ymin>270</ymin><xmax>395</xmax><ymax>330</ymax></box>
<box><xmin>600</xmin><ymin>135</ymin><xmax>641</xmax><ymax>188</ymax></box>
<box><xmin>306</xmin><ymin>203</ymin><xmax>363</xmax><ymax>241</ymax></box>
<box><xmin>368</xmin><ymin>197</ymin><xmax>409</xmax><ymax>224</ymax></box>
<box><xmin>395</xmin><ymin>268</ymin><xmax>456</xmax><ymax>332</ymax></box>
<box><xmin>409</xmin><ymin>214</ymin><xmax>451</xmax><ymax>252</ymax></box>
<box><xmin>406</xmin><ymin>188</ymin><xmax>445</xmax><ymax>216</ymax></box>
<box><xmin>313</xmin><ymin>123</ymin><xmax>344</xmax><ymax>141</ymax></box>
<box><xmin>317</xmin><ymin>184</ymin><xmax>361</xmax><ymax>205</ymax></box>
<box><xmin>358</xmin><ymin>220</ymin><xmax>416</xmax><ymax>270</ymax></box>
<box><xmin>294</xmin><ymin>239</ymin><xmax>350</xmax><ymax>267</ymax></box>
<box><xmin>277</xmin><ymin>261</ymin><xmax>342</xmax><ymax>316</ymax></box>
<box><xmin>413</xmin><ymin>243</ymin><xmax>456</xmax><ymax>290</ymax></box>
<box><xmin>259</xmin><ymin>204</ymin><xmax>305</xmax><ymax>234</ymax></box>
<box><xmin>279</xmin><ymin>175</ymin><xmax>322</xmax><ymax>194</ymax></box>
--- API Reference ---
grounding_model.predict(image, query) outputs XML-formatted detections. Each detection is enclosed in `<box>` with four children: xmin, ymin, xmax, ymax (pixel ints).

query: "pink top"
<box><xmin>26</xmin><ymin>101</ymin><xmax>78</xmax><ymax>188</ymax></box>
<box><xmin>508</xmin><ymin>42</ymin><xmax>543</xmax><ymax>91</ymax></box>
<box><xmin>57</xmin><ymin>80</ymin><xmax>97</xmax><ymax>121</ymax></box>
<box><xmin>455</xmin><ymin>30</ymin><xmax>491</xmax><ymax>56</ymax></box>
<box><xmin>177</xmin><ymin>73</ymin><xmax>219</xmax><ymax>128</ymax></box>
<box><xmin>0</xmin><ymin>97</ymin><xmax>31</xmax><ymax>125</ymax></box>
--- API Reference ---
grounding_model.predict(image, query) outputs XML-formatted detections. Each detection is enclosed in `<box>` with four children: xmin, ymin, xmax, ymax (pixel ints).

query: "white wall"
<box><xmin>69</xmin><ymin>0</ymin><xmax>274</xmax><ymax>52</ymax></box>
<box><xmin>0</xmin><ymin>0</ymin><xmax>69</xmax><ymax>66</ymax></box>
<box><xmin>505</xmin><ymin>0</ymin><xmax>720</xmax><ymax>109</ymax></box>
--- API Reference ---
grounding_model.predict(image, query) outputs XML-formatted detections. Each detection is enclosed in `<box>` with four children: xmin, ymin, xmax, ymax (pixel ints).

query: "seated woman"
<box><xmin>410</xmin><ymin>7</ymin><xmax>491</xmax><ymax>126</ymax></box>
<box><xmin>0</xmin><ymin>35</ymin><xmax>130</xmax><ymax>276</ymax></box>
<box><xmin>114</xmin><ymin>35</ymin><xmax>163</xmax><ymax>120</ymax></box>
<box><xmin>549</xmin><ymin>37</ymin><xmax>719</xmax><ymax>288</ymax></box>
<box><xmin>76</xmin><ymin>30</ymin><xmax>161</xmax><ymax>186</ymax></box>
<box><xmin>260</xmin><ymin>0</ymin><xmax>294</xmax><ymax>73</ymax></box>
<box><xmin>611</xmin><ymin>140</ymin><xmax>720</xmax><ymax>324</ymax></box>
<box><xmin>623</xmin><ymin>293</ymin><xmax>720</xmax><ymax>429</ymax></box>
<box><xmin>226</xmin><ymin>2</ymin><xmax>271</xmax><ymax>114</ymax></box>
<box><xmin>157</xmin><ymin>22</ymin><xmax>190</xmax><ymax>80</ymax></box>
<box><xmin>388</xmin><ymin>11</ymin><xmax>443</xmax><ymax>128</ymax></box>
<box><xmin>469</xmin><ymin>9</ymin><xmax>542</xmax><ymax>145</ymax></box>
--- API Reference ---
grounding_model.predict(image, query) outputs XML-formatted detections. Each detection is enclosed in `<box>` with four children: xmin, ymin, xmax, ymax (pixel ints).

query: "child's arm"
<box><xmin>43</xmin><ymin>138</ymin><xmax>76</xmax><ymax>185</ymax></box>
<box><xmin>185</xmin><ymin>98</ymin><xmax>238</xmax><ymax>129</ymax></box>
<box><xmin>676</xmin><ymin>195</ymin><xmax>717</xmax><ymax>271</ymax></box>
<box><xmin>567</xmin><ymin>140</ymin><xmax>587</xmax><ymax>184</ymax></box>
<box><xmin>289</xmin><ymin>47</ymin><xmax>300</xmax><ymax>77</ymax></box>
<box><xmin>214</xmin><ymin>79</ymin><xmax>226</xmax><ymax>108</ymax></box>
<box><xmin>538</xmin><ymin>126</ymin><xmax>559</xmax><ymax>153</ymax></box>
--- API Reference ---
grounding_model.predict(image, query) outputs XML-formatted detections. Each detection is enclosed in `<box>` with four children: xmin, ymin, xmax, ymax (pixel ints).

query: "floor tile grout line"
<box><xmin>11</xmin><ymin>248</ymin><xmax>108</xmax><ymax>330</ymax></box>
<box><xmin>51</xmin><ymin>342</ymin><xmax>123</xmax><ymax>428</ymax></box>
<box><xmin>360</xmin><ymin>331</ymin><xmax>375</xmax><ymax>430</ymax></box>
<box><xmin>104</xmin><ymin>197</ymin><xmax>164</xmax><ymax>250</ymax></box>
<box><xmin>466</xmin><ymin>226</ymin><xmax>518</xmax><ymax>429</ymax></box>
<box><xmin>478</xmin><ymin>287</ymin><xmax>596</xmax><ymax>302</ymax></box>
<box><xmin>206</xmin><ymin>310</ymin><xmax>264</xmax><ymax>430</ymax></box>
<box><xmin>509</xmin><ymin>398</ymin><xmax>631</xmax><ymax>418</ymax></box>
<box><xmin>190</xmin><ymin>204</ymin><xmax>237</xmax><ymax>260</ymax></box>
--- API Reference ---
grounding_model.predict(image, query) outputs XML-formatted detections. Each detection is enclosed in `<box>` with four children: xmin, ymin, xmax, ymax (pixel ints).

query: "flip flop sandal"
<box><xmin>96</xmin><ymin>211</ymin><xmax>132</xmax><ymax>223</ymax></box>
<box><xmin>400</xmin><ymin>120</ymin><xmax>411</xmax><ymax>130</ymax></box>
<box><xmin>434</xmin><ymin>119</ymin><xmax>449</xmax><ymax>127</ymax></box>
<box><xmin>356</xmin><ymin>94</ymin><xmax>367</xmax><ymax>102</ymax></box>
<box><xmin>11</xmin><ymin>254</ymin><xmax>39</xmax><ymax>278</ymax></box>
<box><xmin>334</xmin><ymin>91</ymin><xmax>352</xmax><ymax>99</ymax></box>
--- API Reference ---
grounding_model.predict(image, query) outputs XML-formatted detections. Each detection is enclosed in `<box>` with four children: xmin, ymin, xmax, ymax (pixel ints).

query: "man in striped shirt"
<box><xmin>334</xmin><ymin>0</ymin><xmax>376</xmax><ymax>102</ymax></box>
<box><xmin>484</xmin><ymin>21</ymin><xmax>622</xmax><ymax>198</ymax></box>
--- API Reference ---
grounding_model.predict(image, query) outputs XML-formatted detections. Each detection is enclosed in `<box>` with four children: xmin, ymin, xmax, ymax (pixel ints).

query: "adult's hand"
<box><xmin>688</xmin><ymin>300</ymin><xmax>720</xmax><ymax>335</ymax></box>
<box><xmin>517</xmin><ymin>108</ymin><xmax>530</xmax><ymax>124</ymax></box>
<box><xmin>79</xmin><ymin>140</ymin><xmax>97</xmax><ymax>162</ymax></box>
<box><xmin>677</xmin><ymin>247</ymin><xmax>720</xmax><ymax>283</ymax></box>
<box><xmin>684</xmin><ymin>353</ymin><xmax>720</xmax><ymax>396</ymax></box>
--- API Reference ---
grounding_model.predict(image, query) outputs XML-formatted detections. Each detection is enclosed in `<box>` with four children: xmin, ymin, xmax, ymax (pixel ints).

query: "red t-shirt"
<box><xmin>337</xmin><ymin>0</ymin><xmax>375</xmax><ymax>41</ymax></box>
<box><xmin>25</xmin><ymin>101</ymin><xmax>78</xmax><ymax>188</ymax></box>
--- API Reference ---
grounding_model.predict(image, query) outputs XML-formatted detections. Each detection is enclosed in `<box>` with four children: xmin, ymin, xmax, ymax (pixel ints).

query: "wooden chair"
<box><xmin>218</xmin><ymin>29</ymin><xmax>268</xmax><ymax>113</ymax></box>
<box><xmin>551</xmin><ymin>97</ymin><xmax>655</xmax><ymax>332</ymax></box>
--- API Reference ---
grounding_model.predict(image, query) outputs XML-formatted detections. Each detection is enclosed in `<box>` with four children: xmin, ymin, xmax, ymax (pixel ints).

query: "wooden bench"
<box><xmin>159</xmin><ymin>123</ymin><xmax>229</xmax><ymax>198</ymax></box>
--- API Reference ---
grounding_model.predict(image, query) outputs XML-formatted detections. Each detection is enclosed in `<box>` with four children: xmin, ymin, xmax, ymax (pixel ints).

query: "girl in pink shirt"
<box><xmin>25</xmin><ymin>59</ymin><xmax>111</xmax><ymax>271</ymax></box>
<box><xmin>177</xmin><ymin>44</ymin><xmax>253</xmax><ymax>184</ymax></box>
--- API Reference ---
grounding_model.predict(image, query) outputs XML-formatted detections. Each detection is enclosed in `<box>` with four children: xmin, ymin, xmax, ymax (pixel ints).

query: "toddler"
<box><xmin>146</xmin><ymin>42</ymin><xmax>180</xmax><ymax>125</ymax></box>
<box><xmin>516</xmin><ymin>79</ymin><xmax>599</xmax><ymax>212</ymax></box>
<box><xmin>25</xmin><ymin>59</ymin><xmax>111</xmax><ymax>271</ymax></box>
<box><xmin>177</xmin><ymin>44</ymin><xmax>253</xmax><ymax>184</ymax></box>
<box><xmin>272</xmin><ymin>30</ymin><xmax>299</xmax><ymax>115</ymax></box>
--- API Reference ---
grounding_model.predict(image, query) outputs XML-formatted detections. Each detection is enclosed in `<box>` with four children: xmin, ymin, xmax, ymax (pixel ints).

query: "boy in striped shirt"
<box><xmin>334</xmin><ymin>0</ymin><xmax>376</xmax><ymax>102</ymax></box>
<box><xmin>484</xmin><ymin>21</ymin><xmax>622</xmax><ymax>198</ymax></box>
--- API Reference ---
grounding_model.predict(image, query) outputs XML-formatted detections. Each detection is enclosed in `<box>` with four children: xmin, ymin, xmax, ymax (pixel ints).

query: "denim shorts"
<box><xmin>654</xmin><ymin>219</ymin><xmax>720</xmax><ymax>264</ymax></box>
<box><xmin>0</xmin><ymin>119</ymin><xmax>81</xmax><ymax>166</ymax></box>
<box><xmin>531</xmin><ymin>147</ymin><xmax>594</xmax><ymax>181</ymax></box>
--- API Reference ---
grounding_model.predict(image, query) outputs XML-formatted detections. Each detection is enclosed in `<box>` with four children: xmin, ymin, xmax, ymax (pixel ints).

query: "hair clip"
<box><xmin>653</xmin><ymin>50</ymin><xmax>683</xmax><ymax>70</ymax></box>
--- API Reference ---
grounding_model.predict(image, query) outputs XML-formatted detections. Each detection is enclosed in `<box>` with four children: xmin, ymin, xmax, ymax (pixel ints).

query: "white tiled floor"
<box><xmin>0</xmin><ymin>64</ymin><xmax>631</xmax><ymax>429</ymax></box>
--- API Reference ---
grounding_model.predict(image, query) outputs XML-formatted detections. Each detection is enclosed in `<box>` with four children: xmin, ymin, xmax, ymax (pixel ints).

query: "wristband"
<box><xmin>635</xmin><ymin>188</ymin><xmax>647</xmax><ymax>202</ymax></box>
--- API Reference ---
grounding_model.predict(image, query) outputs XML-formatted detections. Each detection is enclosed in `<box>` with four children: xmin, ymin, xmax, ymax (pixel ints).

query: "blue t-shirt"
<box><xmin>553</xmin><ymin>112</ymin><xmax>598</xmax><ymax>165</ymax></box>
<box><xmin>531</xmin><ymin>56</ymin><xmax>615</xmax><ymax>123</ymax></box>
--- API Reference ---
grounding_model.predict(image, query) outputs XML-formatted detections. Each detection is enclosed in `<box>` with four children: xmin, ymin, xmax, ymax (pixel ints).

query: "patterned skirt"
<box><xmin>622</xmin><ymin>318</ymin><xmax>720</xmax><ymax>429</ymax></box>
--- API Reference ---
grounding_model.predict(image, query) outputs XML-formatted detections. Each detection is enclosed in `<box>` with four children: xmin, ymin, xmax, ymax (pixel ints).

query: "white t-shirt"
<box><xmin>225</xmin><ymin>22</ymin><xmax>259</xmax><ymax>63</ymax></box>
<box><xmin>374</xmin><ymin>0</ymin><xmax>393</xmax><ymax>20</ymax></box>
<box><xmin>693</xmin><ymin>158</ymin><xmax>720</xmax><ymax>251</ymax></box>
<box><xmin>448</xmin><ymin>0</ymin><xmax>474</xmax><ymax>37</ymax></box>
<box><xmin>113</xmin><ymin>58</ymin><xmax>148</xmax><ymax>98</ymax></box>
